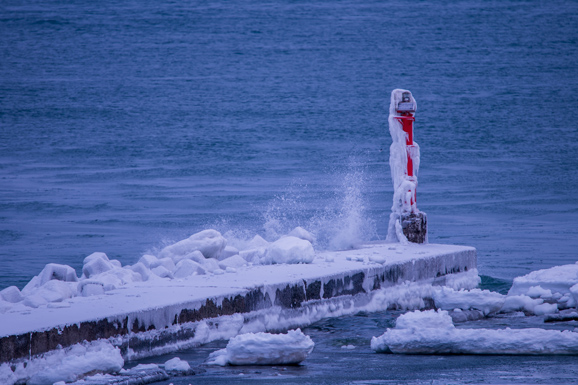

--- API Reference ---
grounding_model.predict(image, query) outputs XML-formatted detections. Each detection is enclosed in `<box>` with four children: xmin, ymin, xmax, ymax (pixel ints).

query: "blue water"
<box><xmin>2</xmin><ymin>0</ymin><xmax>578</xmax><ymax>382</ymax></box>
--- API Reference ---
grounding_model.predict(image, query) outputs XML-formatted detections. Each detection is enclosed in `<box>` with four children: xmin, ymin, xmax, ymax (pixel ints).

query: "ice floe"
<box><xmin>371</xmin><ymin>309</ymin><xmax>578</xmax><ymax>355</ymax></box>
<box><xmin>206</xmin><ymin>329</ymin><xmax>314</xmax><ymax>366</ymax></box>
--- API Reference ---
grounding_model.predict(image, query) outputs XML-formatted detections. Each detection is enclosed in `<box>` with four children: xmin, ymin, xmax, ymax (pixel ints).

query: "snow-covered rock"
<box><xmin>262</xmin><ymin>236</ymin><xmax>315</xmax><ymax>265</ymax></box>
<box><xmin>371</xmin><ymin>309</ymin><xmax>578</xmax><ymax>355</ymax></box>
<box><xmin>159</xmin><ymin>229</ymin><xmax>227</xmax><ymax>260</ymax></box>
<box><xmin>207</xmin><ymin>329</ymin><xmax>315</xmax><ymax>366</ymax></box>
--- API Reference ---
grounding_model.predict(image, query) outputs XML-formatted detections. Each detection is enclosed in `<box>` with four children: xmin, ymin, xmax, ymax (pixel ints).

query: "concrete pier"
<box><xmin>0</xmin><ymin>243</ymin><xmax>476</xmax><ymax>363</ymax></box>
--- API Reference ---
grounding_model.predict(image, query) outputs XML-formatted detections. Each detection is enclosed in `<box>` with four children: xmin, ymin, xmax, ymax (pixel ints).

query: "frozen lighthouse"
<box><xmin>386</xmin><ymin>89</ymin><xmax>427</xmax><ymax>244</ymax></box>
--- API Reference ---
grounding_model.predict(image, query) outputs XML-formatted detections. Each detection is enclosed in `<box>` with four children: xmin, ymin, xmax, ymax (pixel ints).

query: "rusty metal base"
<box><xmin>401</xmin><ymin>212</ymin><xmax>427</xmax><ymax>244</ymax></box>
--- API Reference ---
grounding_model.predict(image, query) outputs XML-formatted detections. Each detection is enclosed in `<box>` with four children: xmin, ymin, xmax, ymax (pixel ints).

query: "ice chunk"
<box><xmin>247</xmin><ymin>234</ymin><xmax>269</xmax><ymax>249</ymax></box>
<box><xmin>433</xmin><ymin>287</ymin><xmax>505</xmax><ymax>315</ymax></box>
<box><xmin>139</xmin><ymin>254</ymin><xmax>158</xmax><ymax>268</ymax></box>
<box><xmin>219</xmin><ymin>245</ymin><xmax>240</xmax><ymax>261</ymax></box>
<box><xmin>288</xmin><ymin>226</ymin><xmax>316</xmax><ymax>243</ymax></box>
<box><xmin>159</xmin><ymin>229</ymin><xmax>227</xmax><ymax>260</ymax></box>
<box><xmin>22</xmin><ymin>263</ymin><xmax>79</xmax><ymax>295</ymax></box>
<box><xmin>262</xmin><ymin>236</ymin><xmax>315</xmax><ymax>265</ymax></box>
<box><xmin>36</xmin><ymin>280</ymin><xmax>76</xmax><ymax>303</ymax></box>
<box><xmin>174</xmin><ymin>259</ymin><xmax>206</xmax><ymax>278</ymax></box>
<box><xmin>0</xmin><ymin>286</ymin><xmax>24</xmax><ymax>303</ymax></box>
<box><xmin>239</xmin><ymin>247</ymin><xmax>267</xmax><ymax>264</ymax></box>
<box><xmin>151</xmin><ymin>265</ymin><xmax>173</xmax><ymax>279</ymax></box>
<box><xmin>218</xmin><ymin>255</ymin><xmax>248</xmax><ymax>270</ymax></box>
<box><xmin>79</xmin><ymin>282</ymin><xmax>105</xmax><ymax>297</ymax></box>
<box><xmin>23</xmin><ymin>294</ymin><xmax>48</xmax><ymax>308</ymax></box>
<box><xmin>200</xmin><ymin>257</ymin><xmax>221</xmax><ymax>273</ymax></box>
<box><xmin>394</xmin><ymin>309</ymin><xmax>454</xmax><ymax>330</ymax></box>
<box><xmin>38</xmin><ymin>263</ymin><xmax>78</xmax><ymax>285</ymax></box>
<box><xmin>369</xmin><ymin>254</ymin><xmax>386</xmax><ymax>264</ymax></box>
<box><xmin>0</xmin><ymin>299</ymin><xmax>13</xmax><ymax>314</ymax></box>
<box><xmin>533</xmin><ymin>302</ymin><xmax>558</xmax><ymax>316</ymax></box>
<box><xmin>164</xmin><ymin>357</ymin><xmax>190</xmax><ymax>371</ymax></box>
<box><xmin>371</xmin><ymin>309</ymin><xmax>578</xmax><ymax>355</ymax></box>
<box><xmin>83</xmin><ymin>254</ymin><xmax>115</xmax><ymax>278</ymax></box>
<box><xmin>150</xmin><ymin>257</ymin><xmax>176</xmax><ymax>272</ymax></box>
<box><xmin>83</xmin><ymin>252</ymin><xmax>109</xmax><ymax>265</ymax></box>
<box><xmin>509</xmin><ymin>263</ymin><xmax>578</xmax><ymax>299</ymax></box>
<box><xmin>526</xmin><ymin>285</ymin><xmax>553</xmax><ymax>299</ymax></box>
<box><xmin>207</xmin><ymin>329</ymin><xmax>314</xmax><ymax>366</ymax></box>
<box><xmin>129</xmin><ymin>262</ymin><xmax>152</xmax><ymax>281</ymax></box>
<box><xmin>501</xmin><ymin>295</ymin><xmax>544</xmax><ymax>314</ymax></box>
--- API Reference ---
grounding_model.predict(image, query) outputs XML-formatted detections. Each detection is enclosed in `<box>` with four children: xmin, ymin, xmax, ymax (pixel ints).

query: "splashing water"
<box><xmin>261</xmin><ymin>165</ymin><xmax>377</xmax><ymax>251</ymax></box>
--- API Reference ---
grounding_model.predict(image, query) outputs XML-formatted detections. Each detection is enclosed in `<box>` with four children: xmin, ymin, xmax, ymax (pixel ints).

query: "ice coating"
<box><xmin>206</xmin><ymin>329</ymin><xmax>314</xmax><ymax>366</ymax></box>
<box><xmin>2</xmin><ymin>340</ymin><xmax>123</xmax><ymax>385</ymax></box>
<box><xmin>386</xmin><ymin>89</ymin><xmax>421</xmax><ymax>243</ymax></box>
<box><xmin>371</xmin><ymin>309</ymin><xmax>578</xmax><ymax>355</ymax></box>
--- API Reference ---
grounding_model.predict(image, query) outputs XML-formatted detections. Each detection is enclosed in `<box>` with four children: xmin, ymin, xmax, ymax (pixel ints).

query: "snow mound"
<box><xmin>371</xmin><ymin>309</ymin><xmax>578</xmax><ymax>355</ymax></box>
<box><xmin>207</xmin><ymin>329</ymin><xmax>315</xmax><ymax>366</ymax></box>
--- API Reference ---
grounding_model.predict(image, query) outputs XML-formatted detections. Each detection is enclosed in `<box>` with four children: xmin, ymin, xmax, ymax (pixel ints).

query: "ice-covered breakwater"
<box><xmin>0</xmin><ymin>229</ymin><xmax>476</xmax><ymax>365</ymax></box>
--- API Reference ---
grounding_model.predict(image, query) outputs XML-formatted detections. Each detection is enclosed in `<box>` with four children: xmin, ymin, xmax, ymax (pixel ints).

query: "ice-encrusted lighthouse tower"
<box><xmin>386</xmin><ymin>89</ymin><xmax>427</xmax><ymax>244</ymax></box>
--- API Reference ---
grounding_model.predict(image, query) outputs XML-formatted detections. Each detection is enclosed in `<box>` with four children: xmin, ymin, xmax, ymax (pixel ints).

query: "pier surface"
<box><xmin>0</xmin><ymin>242</ymin><xmax>476</xmax><ymax>363</ymax></box>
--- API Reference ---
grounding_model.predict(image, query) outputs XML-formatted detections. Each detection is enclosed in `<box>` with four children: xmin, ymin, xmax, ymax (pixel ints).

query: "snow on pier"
<box><xmin>0</xmin><ymin>240</ymin><xmax>476</xmax><ymax>364</ymax></box>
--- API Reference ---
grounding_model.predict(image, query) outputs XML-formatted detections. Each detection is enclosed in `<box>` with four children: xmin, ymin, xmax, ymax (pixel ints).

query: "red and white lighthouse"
<box><xmin>387</xmin><ymin>89</ymin><xmax>427</xmax><ymax>244</ymax></box>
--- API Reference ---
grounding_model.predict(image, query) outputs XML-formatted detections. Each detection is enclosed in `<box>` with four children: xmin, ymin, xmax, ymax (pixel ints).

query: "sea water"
<box><xmin>1</xmin><ymin>0</ymin><xmax>578</xmax><ymax>383</ymax></box>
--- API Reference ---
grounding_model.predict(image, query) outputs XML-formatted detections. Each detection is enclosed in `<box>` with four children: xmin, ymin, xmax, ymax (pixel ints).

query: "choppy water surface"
<box><xmin>2</xmin><ymin>0</ymin><xmax>578</xmax><ymax>383</ymax></box>
<box><xmin>136</xmin><ymin>310</ymin><xmax>578</xmax><ymax>385</ymax></box>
